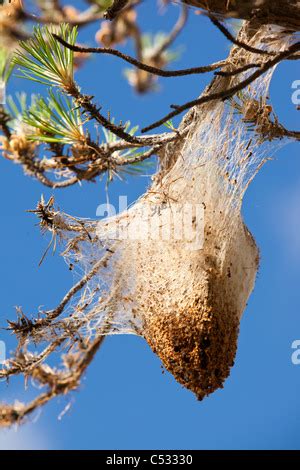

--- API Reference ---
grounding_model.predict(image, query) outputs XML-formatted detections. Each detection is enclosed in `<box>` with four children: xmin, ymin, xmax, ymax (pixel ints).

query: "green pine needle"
<box><xmin>102</xmin><ymin>120</ymin><xmax>139</xmax><ymax>144</ymax></box>
<box><xmin>0</xmin><ymin>48</ymin><xmax>15</xmax><ymax>84</ymax></box>
<box><xmin>103</xmin><ymin>121</ymin><xmax>155</xmax><ymax>178</ymax></box>
<box><xmin>5</xmin><ymin>93</ymin><xmax>38</xmax><ymax>135</ymax></box>
<box><xmin>6</xmin><ymin>93</ymin><xmax>29</xmax><ymax>118</ymax></box>
<box><xmin>14</xmin><ymin>24</ymin><xmax>78</xmax><ymax>91</ymax></box>
<box><xmin>142</xmin><ymin>33</ymin><xmax>181</xmax><ymax>63</ymax></box>
<box><xmin>163</xmin><ymin>120</ymin><xmax>175</xmax><ymax>131</ymax></box>
<box><xmin>23</xmin><ymin>89</ymin><xmax>85</xmax><ymax>144</ymax></box>
<box><xmin>93</xmin><ymin>0</ymin><xmax>114</xmax><ymax>12</ymax></box>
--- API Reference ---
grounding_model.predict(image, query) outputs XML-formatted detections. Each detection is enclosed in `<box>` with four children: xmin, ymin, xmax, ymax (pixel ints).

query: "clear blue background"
<box><xmin>0</xmin><ymin>0</ymin><xmax>299</xmax><ymax>450</ymax></box>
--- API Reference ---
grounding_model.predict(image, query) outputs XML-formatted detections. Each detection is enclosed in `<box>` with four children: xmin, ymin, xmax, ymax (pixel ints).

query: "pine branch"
<box><xmin>142</xmin><ymin>41</ymin><xmax>300</xmax><ymax>133</ymax></box>
<box><xmin>53</xmin><ymin>34</ymin><xmax>261</xmax><ymax>78</ymax></box>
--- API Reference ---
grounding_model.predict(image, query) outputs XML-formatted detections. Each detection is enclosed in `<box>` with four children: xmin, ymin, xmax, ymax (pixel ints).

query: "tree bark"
<box><xmin>182</xmin><ymin>0</ymin><xmax>300</xmax><ymax>30</ymax></box>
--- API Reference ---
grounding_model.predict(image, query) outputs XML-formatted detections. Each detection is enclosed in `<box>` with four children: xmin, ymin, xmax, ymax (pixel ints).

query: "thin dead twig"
<box><xmin>209</xmin><ymin>15</ymin><xmax>276</xmax><ymax>56</ymax></box>
<box><xmin>151</xmin><ymin>4</ymin><xmax>189</xmax><ymax>60</ymax></box>
<box><xmin>53</xmin><ymin>36</ymin><xmax>261</xmax><ymax>79</ymax></box>
<box><xmin>0</xmin><ymin>335</ymin><xmax>105</xmax><ymax>427</ymax></box>
<box><xmin>141</xmin><ymin>41</ymin><xmax>300</xmax><ymax>132</ymax></box>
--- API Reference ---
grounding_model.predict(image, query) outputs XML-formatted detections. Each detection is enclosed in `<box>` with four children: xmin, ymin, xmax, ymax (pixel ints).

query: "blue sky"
<box><xmin>0</xmin><ymin>0</ymin><xmax>299</xmax><ymax>450</ymax></box>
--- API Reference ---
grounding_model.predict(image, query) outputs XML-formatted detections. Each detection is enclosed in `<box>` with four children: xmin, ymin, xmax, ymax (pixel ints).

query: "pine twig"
<box><xmin>142</xmin><ymin>41</ymin><xmax>300</xmax><ymax>133</ymax></box>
